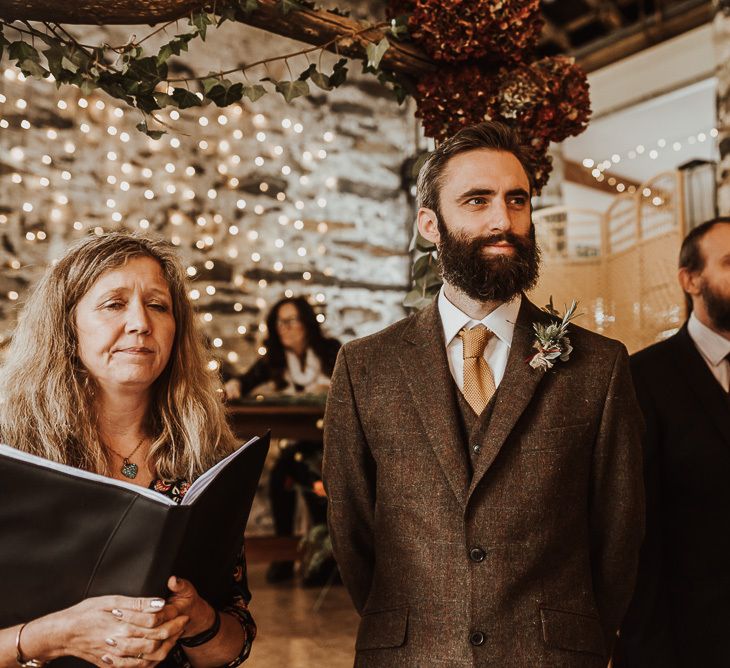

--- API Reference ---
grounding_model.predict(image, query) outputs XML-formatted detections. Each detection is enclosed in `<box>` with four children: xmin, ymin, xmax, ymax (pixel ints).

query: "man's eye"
<box><xmin>467</xmin><ymin>197</ymin><xmax>487</xmax><ymax>206</ymax></box>
<box><xmin>509</xmin><ymin>197</ymin><xmax>527</xmax><ymax>206</ymax></box>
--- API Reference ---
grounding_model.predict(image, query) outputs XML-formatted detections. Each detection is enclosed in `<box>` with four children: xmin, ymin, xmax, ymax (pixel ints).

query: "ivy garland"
<box><xmin>0</xmin><ymin>1</ymin><xmax>401</xmax><ymax>138</ymax></box>
<box><xmin>0</xmin><ymin>0</ymin><xmax>591</xmax><ymax>310</ymax></box>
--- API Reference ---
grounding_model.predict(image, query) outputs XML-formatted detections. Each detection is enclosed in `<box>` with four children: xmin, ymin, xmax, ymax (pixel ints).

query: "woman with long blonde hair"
<box><xmin>0</xmin><ymin>232</ymin><xmax>256</xmax><ymax>668</ymax></box>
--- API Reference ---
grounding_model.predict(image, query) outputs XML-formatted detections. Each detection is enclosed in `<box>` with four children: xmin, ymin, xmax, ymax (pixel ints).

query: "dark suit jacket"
<box><xmin>323</xmin><ymin>297</ymin><xmax>645</xmax><ymax>667</ymax></box>
<box><xmin>616</xmin><ymin>325</ymin><xmax>730</xmax><ymax>667</ymax></box>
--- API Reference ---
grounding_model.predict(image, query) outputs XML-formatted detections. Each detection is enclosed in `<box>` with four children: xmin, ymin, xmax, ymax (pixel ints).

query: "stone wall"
<box><xmin>0</xmin><ymin>18</ymin><xmax>418</xmax><ymax>371</ymax></box>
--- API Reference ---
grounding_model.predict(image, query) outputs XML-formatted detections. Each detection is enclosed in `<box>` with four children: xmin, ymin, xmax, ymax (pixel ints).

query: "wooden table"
<box><xmin>227</xmin><ymin>400</ymin><xmax>326</xmax><ymax>442</ymax></box>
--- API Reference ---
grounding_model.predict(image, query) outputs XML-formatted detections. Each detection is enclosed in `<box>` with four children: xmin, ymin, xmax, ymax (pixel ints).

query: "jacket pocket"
<box><xmin>540</xmin><ymin>607</ymin><xmax>606</xmax><ymax>656</ymax></box>
<box><xmin>355</xmin><ymin>605</ymin><xmax>409</xmax><ymax>651</ymax></box>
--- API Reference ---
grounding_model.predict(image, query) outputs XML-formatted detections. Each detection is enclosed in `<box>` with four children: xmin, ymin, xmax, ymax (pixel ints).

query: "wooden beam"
<box><xmin>574</xmin><ymin>0</ymin><xmax>712</xmax><ymax>73</ymax></box>
<box><xmin>0</xmin><ymin>0</ymin><xmax>436</xmax><ymax>79</ymax></box>
<box><xmin>541</xmin><ymin>17</ymin><xmax>572</xmax><ymax>52</ymax></box>
<box><xmin>583</xmin><ymin>0</ymin><xmax>624</xmax><ymax>30</ymax></box>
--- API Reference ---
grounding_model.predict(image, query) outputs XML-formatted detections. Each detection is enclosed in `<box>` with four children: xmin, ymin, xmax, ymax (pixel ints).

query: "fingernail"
<box><xmin>104</xmin><ymin>638</ymin><xmax>117</xmax><ymax>647</ymax></box>
<box><xmin>111</xmin><ymin>608</ymin><xmax>123</xmax><ymax>618</ymax></box>
<box><xmin>150</xmin><ymin>598</ymin><xmax>165</xmax><ymax>609</ymax></box>
<box><xmin>170</xmin><ymin>576</ymin><xmax>178</xmax><ymax>586</ymax></box>
<box><xmin>102</xmin><ymin>656</ymin><xmax>114</xmax><ymax>665</ymax></box>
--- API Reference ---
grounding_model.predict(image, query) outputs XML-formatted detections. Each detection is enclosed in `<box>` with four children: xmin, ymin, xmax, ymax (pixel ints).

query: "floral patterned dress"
<box><xmin>150</xmin><ymin>479</ymin><xmax>256</xmax><ymax>667</ymax></box>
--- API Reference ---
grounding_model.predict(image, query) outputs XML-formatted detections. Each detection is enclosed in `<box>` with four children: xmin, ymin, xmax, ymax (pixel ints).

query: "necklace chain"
<box><xmin>106</xmin><ymin>436</ymin><xmax>146</xmax><ymax>479</ymax></box>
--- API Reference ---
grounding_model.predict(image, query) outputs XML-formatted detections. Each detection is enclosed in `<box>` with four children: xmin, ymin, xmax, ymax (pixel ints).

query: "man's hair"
<box><xmin>416</xmin><ymin>121</ymin><xmax>533</xmax><ymax>214</ymax></box>
<box><xmin>0</xmin><ymin>231</ymin><xmax>238</xmax><ymax>479</ymax></box>
<box><xmin>678</xmin><ymin>217</ymin><xmax>730</xmax><ymax>312</ymax></box>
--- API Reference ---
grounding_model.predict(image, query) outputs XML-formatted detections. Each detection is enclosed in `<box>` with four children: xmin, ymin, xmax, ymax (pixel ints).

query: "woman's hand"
<box><xmin>165</xmin><ymin>577</ymin><xmax>216</xmax><ymax>640</ymax></box>
<box><xmin>31</xmin><ymin>595</ymin><xmax>189</xmax><ymax>667</ymax></box>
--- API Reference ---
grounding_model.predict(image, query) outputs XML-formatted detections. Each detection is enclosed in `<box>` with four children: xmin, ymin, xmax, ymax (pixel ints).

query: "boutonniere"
<box><xmin>528</xmin><ymin>298</ymin><xmax>579</xmax><ymax>371</ymax></box>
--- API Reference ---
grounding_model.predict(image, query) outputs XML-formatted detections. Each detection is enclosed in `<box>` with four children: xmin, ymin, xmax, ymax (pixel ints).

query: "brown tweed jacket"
<box><xmin>323</xmin><ymin>297</ymin><xmax>645</xmax><ymax>668</ymax></box>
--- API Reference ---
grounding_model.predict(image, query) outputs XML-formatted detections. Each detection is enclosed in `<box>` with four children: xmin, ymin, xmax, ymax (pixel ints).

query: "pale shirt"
<box><xmin>687</xmin><ymin>312</ymin><xmax>730</xmax><ymax>392</ymax></box>
<box><xmin>437</xmin><ymin>288</ymin><xmax>521</xmax><ymax>391</ymax></box>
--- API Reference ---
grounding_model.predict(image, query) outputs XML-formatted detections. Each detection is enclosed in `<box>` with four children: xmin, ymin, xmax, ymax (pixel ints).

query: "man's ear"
<box><xmin>417</xmin><ymin>207</ymin><xmax>441</xmax><ymax>246</ymax></box>
<box><xmin>678</xmin><ymin>267</ymin><xmax>702</xmax><ymax>299</ymax></box>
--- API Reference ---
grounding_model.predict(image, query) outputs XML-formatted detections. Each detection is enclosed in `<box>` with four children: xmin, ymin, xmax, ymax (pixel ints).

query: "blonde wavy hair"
<box><xmin>0</xmin><ymin>232</ymin><xmax>238</xmax><ymax>480</ymax></box>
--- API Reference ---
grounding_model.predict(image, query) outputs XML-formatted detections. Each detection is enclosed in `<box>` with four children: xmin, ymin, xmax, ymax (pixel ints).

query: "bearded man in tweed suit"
<box><xmin>323</xmin><ymin>121</ymin><xmax>644</xmax><ymax>668</ymax></box>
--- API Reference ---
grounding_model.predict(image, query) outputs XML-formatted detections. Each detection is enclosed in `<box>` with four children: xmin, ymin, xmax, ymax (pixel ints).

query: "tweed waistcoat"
<box><xmin>455</xmin><ymin>388</ymin><xmax>498</xmax><ymax>472</ymax></box>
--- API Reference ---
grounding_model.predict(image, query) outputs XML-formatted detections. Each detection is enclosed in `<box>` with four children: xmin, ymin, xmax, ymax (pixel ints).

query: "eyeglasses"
<box><xmin>276</xmin><ymin>317</ymin><xmax>302</xmax><ymax>328</ymax></box>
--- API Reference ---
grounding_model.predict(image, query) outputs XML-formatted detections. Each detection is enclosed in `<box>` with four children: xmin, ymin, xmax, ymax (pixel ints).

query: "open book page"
<box><xmin>0</xmin><ymin>443</ymin><xmax>176</xmax><ymax>505</ymax></box>
<box><xmin>181</xmin><ymin>435</ymin><xmax>262</xmax><ymax>506</ymax></box>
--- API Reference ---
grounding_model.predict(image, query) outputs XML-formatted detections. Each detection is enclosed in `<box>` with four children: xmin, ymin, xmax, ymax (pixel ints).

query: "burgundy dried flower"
<box><xmin>388</xmin><ymin>0</ymin><xmax>543</xmax><ymax>64</ymax></box>
<box><xmin>414</xmin><ymin>56</ymin><xmax>591</xmax><ymax>193</ymax></box>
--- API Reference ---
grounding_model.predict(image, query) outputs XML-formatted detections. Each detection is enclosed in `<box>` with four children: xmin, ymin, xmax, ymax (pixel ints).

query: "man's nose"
<box><xmin>486</xmin><ymin>198</ymin><xmax>512</xmax><ymax>233</ymax></box>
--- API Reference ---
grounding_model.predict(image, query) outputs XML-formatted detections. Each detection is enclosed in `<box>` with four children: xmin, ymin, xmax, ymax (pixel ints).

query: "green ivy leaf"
<box><xmin>329</xmin><ymin>58</ymin><xmax>348</xmax><ymax>88</ymax></box>
<box><xmin>298</xmin><ymin>63</ymin><xmax>316</xmax><ymax>81</ymax></box>
<box><xmin>412</xmin><ymin>254</ymin><xmax>433</xmax><ymax>279</ymax></box>
<box><xmin>19</xmin><ymin>59</ymin><xmax>48</xmax><ymax>79</ymax></box>
<box><xmin>206</xmin><ymin>80</ymin><xmax>244</xmax><ymax>106</ymax></box>
<box><xmin>136</xmin><ymin>93</ymin><xmax>162</xmax><ymax>113</ymax></box>
<box><xmin>237</xmin><ymin>0</ymin><xmax>260</xmax><ymax>15</ymax></box>
<box><xmin>0</xmin><ymin>33</ymin><xmax>10</xmax><ymax>62</ymax></box>
<box><xmin>172</xmin><ymin>87</ymin><xmax>202</xmax><ymax>108</ymax></box>
<box><xmin>61</xmin><ymin>56</ymin><xmax>79</xmax><ymax>73</ymax></box>
<box><xmin>243</xmin><ymin>84</ymin><xmax>266</xmax><ymax>102</ymax></box>
<box><xmin>275</xmin><ymin>79</ymin><xmax>309</xmax><ymax>103</ymax></box>
<box><xmin>8</xmin><ymin>41</ymin><xmax>40</xmax><ymax>65</ymax></box>
<box><xmin>366</xmin><ymin>37</ymin><xmax>389</xmax><ymax>70</ymax></box>
<box><xmin>129</xmin><ymin>56</ymin><xmax>166</xmax><ymax>81</ymax></box>
<box><xmin>190</xmin><ymin>12</ymin><xmax>214</xmax><ymax>40</ymax></box>
<box><xmin>377</xmin><ymin>70</ymin><xmax>408</xmax><ymax>104</ymax></box>
<box><xmin>153</xmin><ymin>92</ymin><xmax>176</xmax><ymax>108</ymax></box>
<box><xmin>279</xmin><ymin>0</ymin><xmax>302</xmax><ymax>15</ymax></box>
<box><xmin>156</xmin><ymin>33</ymin><xmax>195</xmax><ymax>65</ymax></box>
<box><xmin>135</xmin><ymin>121</ymin><xmax>166</xmax><ymax>139</ymax></box>
<box><xmin>217</xmin><ymin>5</ymin><xmax>237</xmax><ymax>24</ymax></box>
<box><xmin>202</xmin><ymin>75</ymin><xmax>222</xmax><ymax>94</ymax></box>
<box><xmin>389</xmin><ymin>17</ymin><xmax>409</xmax><ymax>38</ymax></box>
<box><xmin>300</xmin><ymin>62</ymin><xmax>347</xmax><ymax>91</ymax></box>
<box><xmin>79</xmin><ymin>77</ymin><xmax>97</xmax><ymax>95</ymax></box>
<box><xmin>309</xmin><ymin>69</ymin><xmax>331</xmax><ymax>91</ymax></box>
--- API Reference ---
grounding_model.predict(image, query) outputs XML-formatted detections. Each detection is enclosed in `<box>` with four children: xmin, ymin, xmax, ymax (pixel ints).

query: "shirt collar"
<box><xmin>438</xmin><ymin>288</ymin><xmax>522</xmax><ymax>348</ymax></box>
<box><xmin>687</xmin><ymin>312</ymin><xmax>730</xmax><ymax>367</ymax></box>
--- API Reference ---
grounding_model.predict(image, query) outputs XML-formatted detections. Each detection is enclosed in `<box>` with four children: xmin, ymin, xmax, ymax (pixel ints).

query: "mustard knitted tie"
<box><xmin>459</xmin><ymin>325</ymin><xmax>496</xmax><ymax>415</ymax></box>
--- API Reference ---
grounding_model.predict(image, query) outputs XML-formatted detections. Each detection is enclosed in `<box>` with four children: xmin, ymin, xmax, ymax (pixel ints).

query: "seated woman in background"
<box><xmin>0</xmin><ymin>232</ymin><xmax>255</xmax><ymax>668</ymax></box>
<box><xmin>224</xmin><ymin>297</ymin><xmax>340</xmax><ymax>585</ymax></box>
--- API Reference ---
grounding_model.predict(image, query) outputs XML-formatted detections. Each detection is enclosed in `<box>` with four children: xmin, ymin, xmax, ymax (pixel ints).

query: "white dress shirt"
<box><xmin>437</xmin><ymin>289</ymin><xmax>521</xmax><ymax>391</ymax></box>
<box><xmin>687</xmin><ymin>312</ymin><xmax>730</xmax><ymax>392</ymax></box>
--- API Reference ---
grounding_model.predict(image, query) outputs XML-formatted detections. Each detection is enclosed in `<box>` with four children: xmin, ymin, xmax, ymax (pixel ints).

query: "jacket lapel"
<box><xmin>468</xmin><ymin>298</ymin><xmax>549</xmax><ymax>499</ymax></box>
<box><xmin>397</xmin><ymin>302</ymin><xmax>470</xmax><ymax>507</ymax></box>
<box><xmin>671</xmin><ymin>325</ymin><xmax>730</xmax><ymax>448</ymax></box>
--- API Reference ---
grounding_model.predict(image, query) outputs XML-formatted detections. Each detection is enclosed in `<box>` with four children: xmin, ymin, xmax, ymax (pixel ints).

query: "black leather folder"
<box><xmin>0</xmin><ymin>433</ymin><xmax>270</xmax><ymax>631</ymax></box>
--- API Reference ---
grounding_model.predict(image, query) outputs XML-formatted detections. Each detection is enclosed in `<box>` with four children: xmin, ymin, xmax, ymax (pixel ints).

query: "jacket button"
<box><xmin>472</xmin><ymin>444</ymin><xmax>482</xmax><ymax>454</ymax></box>
<box><xmin>470</xmin><ymin>631</ymin><xmax>485</xmax><ymax>646</ymax></box>
<box><xmin>469</xmin><ymin>547</ymin><xmax>486</xmax><ymax>562</ymax></box>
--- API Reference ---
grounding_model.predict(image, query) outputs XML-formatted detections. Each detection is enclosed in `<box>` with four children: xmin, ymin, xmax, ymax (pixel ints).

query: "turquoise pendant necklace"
<box><xmin>107</xmin><ymin>436</ymin><xmax>146</xmax><ymax>479</ymax></box>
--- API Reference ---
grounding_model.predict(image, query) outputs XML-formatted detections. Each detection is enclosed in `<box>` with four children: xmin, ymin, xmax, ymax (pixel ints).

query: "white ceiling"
<box><xmin>563</xmin><ymin>78</ymin><xmax>717</xmax><ymax>184</ymax></box>
<box><xmin>561</xmin><ymin>23</ymin><xmax>718</xmax><ymax>186</ymax></box>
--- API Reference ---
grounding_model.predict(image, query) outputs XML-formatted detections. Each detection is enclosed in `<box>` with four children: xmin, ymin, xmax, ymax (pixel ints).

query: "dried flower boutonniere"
<box><xmin>528</xmin><ymin>298</ymin><xmax>579</xmax><ymax>371</ymax></box>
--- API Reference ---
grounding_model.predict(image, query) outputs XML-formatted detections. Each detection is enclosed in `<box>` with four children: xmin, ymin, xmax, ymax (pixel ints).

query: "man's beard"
<box><xmin>436</xmin><ymin>218</ymin><xmax>541</xmax><ymax>303</ymax></box>
<box><xmin>700</xmin><ymin>278</ymin><xmax>730</xmax><ymax>331</ymax></box>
